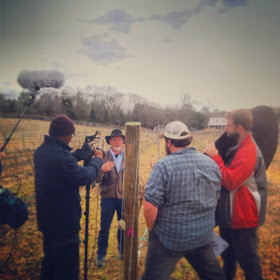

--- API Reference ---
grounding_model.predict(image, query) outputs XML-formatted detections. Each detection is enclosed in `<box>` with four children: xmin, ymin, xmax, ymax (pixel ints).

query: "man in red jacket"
<box><xmin>205</xmin><ymin>109</ymin><xmax>267</xmax><ymax>280</ymax></box>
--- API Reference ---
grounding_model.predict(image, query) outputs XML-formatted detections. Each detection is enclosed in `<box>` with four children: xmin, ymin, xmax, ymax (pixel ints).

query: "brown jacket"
<box><xmin>97</xmin><ymin>149</ymin><xmax>124</xmax><ymax>199</ymax></box>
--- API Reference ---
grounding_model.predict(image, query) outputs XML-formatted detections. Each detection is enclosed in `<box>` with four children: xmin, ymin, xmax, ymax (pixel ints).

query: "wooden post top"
<box><xmin>125</xmin><ymin>122</ymin><xmax>141</xmax><ymax>126</ymax></box>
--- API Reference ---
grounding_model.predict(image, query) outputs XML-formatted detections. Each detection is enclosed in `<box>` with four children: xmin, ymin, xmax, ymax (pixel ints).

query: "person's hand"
<box><xmin>204</xmin><ymin>142</ymin><xmax>218</xmax><ymax>158</ymax></box>
<box><xmin>94</xmin><ymin>150</ymin><xmax>104</xmax><ymax>159</ymax></box>
<box><xmin>91</xmin><ymin>144</ymin><xmax>102</xmax><ymax>158</ymax></box>
<box><xmin>101</xmin><ymin>161</ymin><xmax>115</xmax><ymax>172</ymax></box>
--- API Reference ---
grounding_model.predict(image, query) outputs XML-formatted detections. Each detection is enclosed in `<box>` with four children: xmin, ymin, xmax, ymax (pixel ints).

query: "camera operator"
<box><xmin>34</xmin><ymin>114</ymin><xmax>103</xmax><ymax>280</ymax></box>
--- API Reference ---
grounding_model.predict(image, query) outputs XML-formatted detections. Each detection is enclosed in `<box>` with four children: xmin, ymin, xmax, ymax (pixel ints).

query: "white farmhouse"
<box><xmin>207</xmin><ymin>117</ymin><xmax>226</xmax><ymax>129</ymax></box>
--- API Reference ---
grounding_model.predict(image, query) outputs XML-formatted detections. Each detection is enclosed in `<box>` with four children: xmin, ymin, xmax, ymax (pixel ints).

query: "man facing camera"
<box><xmin>96</xmin><ymin>129</ymin><xmax>125</xmax><ymax>267</ymax></box>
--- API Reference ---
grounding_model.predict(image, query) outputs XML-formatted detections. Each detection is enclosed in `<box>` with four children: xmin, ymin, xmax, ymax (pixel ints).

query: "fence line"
<box><xmin>1</xmin><ymin>117</ymin><xmax>279</xmax><ymax>183</ymax></box>
<box><xmin>0</xmin><ymin>119</ymin><xmax>279</xmax><ymax>280</ymax></box>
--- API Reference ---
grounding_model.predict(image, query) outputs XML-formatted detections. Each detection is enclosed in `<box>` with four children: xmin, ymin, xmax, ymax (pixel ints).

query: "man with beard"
<box><xmin>141</xmin><ymin>121</ymin><xmax>225</xmax><ymax>280</ymax></box>
<box><xmin>204</xmin><ymin>109</ymin><xmax>267</xmax><ymax>280</ymax></box>
<box><xmin>95</xmin><ymin>129</ymin><xmax>125</xmax><ymax>267</ymax></box>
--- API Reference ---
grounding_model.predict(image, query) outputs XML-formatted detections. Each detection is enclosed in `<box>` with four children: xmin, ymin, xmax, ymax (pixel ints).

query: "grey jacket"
<box><xmin>97</xmin><ymin>149</ymin><xmax>124</xmax><ymax>199</ymax></box>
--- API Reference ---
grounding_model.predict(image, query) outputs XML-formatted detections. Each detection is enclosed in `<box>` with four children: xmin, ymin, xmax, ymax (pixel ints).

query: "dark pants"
<box><xmin>97</xmin><ymin>198</ymin><xmax>123</xmax><ymax>257</ymax></box>
<box><xmin>41</xmin><ymin>232</ymin><xmax>80</xmax><ymax>280</ymax></box>
<box><xmin>220</xmin><ymin>227</ymin><xmax>263</xmax><ymax>280</ymax></box>
<box><xmin>141</xmin><ymin>231</ymin><xmax>225</xmax><ymax>280</ymax></box>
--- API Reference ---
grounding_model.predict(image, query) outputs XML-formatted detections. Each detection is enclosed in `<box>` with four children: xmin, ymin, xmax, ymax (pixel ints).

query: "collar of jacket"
<box><xmin>44</xmin><ymin>135</ymin><xmax>72</xmax><ymax>151</ymax></box>
<box><xmin>109</xmin><ymin>148</ymin><xmax>124</xmax><ymax>158</ymax></box>
<box><xmin>229</xmin><ymin>133</ymin><xmax>252</xmax><ymax>153</ymax></box>
<box><xmin>172</xmin><ymin>146</ymin><xmax>196</xmax><ymax>155</ymax></box>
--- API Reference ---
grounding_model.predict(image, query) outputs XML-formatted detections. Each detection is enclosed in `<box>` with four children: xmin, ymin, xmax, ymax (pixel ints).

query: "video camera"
<box><xmin>75</xmin><ymin>130</ymin><xmax>102</xmax><ymax>166</ymax></box>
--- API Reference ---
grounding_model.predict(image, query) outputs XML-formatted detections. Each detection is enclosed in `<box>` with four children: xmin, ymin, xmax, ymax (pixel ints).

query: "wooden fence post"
<box><xmin>123</xmin><ymin>122</ymin><xmax>141</xmax><ymax>280</ymax></box>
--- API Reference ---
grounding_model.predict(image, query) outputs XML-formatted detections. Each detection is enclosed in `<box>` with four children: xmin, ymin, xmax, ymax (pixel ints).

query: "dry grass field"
<box><xmin>0</xmin><ymin>118</ymin><xmax>279</xmax><ymax>280</ymax></box>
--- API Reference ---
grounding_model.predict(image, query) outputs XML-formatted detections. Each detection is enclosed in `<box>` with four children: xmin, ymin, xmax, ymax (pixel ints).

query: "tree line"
<box><xmin>1</xmin><ymin>90</ymin><xmax>279</xmax><ymax>130</ymax></box>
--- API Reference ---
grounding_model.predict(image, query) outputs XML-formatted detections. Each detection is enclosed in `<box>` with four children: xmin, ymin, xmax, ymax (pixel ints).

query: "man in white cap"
<box><xmin>141</xmin><ymin>121</ymin><xmax>225</xmax><ymax>280</ymax></box>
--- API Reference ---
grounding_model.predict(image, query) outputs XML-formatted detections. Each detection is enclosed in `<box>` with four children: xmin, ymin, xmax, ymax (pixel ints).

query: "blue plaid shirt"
<box><xmin>144</xmin><ymin>147</ymin><xmax>221</xmax><ymax>251</ymax></box>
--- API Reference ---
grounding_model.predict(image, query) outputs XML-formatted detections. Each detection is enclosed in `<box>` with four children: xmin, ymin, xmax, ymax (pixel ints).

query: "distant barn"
<box><xmin>208</xmin><ymin>117</ymin><xmax>226</xmax><ymax>129</ymax></box>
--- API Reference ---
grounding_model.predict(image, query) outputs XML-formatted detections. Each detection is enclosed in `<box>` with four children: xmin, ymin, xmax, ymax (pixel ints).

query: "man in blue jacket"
<box><xmin>34</xmin><ymin>114</ymin><xmax>103</xmax><ymax>280</ymax></box>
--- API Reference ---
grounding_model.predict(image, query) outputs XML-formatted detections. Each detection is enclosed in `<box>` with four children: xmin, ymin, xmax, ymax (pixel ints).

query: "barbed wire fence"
<box><xmin>0</xmin><ymin>118</ymin><xmax>160</xmax><ymax>279</ymax></box>
<box><xmin>1</xmin><ymin>122</ymin><xmax>279</xmax><ymax>220</ymax></box>
<box><xmin>0</xmin><ymin>117</ymin><xmax>279</xmax><ymax>279</ymax></box>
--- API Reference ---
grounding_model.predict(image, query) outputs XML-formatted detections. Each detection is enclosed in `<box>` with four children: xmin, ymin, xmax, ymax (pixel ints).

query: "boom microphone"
<box><xmin>1</xmin><ymin>70</ymin><xmax>65</xmax><ymax>153</ymax></box>
<box><xmin>17</xmin><ymin>70</ymin><xmax>65</xmax><ymax>90</ymax></box>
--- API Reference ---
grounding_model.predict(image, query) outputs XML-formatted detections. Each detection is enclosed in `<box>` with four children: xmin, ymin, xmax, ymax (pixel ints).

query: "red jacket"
<box><xmin>212</xmin><ymin>134</ymin><xmax>267</xmax><ymax>229</ymax></box>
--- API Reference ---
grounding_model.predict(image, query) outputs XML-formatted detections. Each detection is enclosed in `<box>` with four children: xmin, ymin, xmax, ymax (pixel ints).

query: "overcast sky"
<box><xmin>0</xmin><ymin>0</ymin><xmax>279</xmax><ymax>111</ymax></box>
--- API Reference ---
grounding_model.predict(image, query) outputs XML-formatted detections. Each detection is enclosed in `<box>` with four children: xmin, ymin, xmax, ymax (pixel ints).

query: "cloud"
<box><xmin>193</xmin><ymin>0</ymin><xmax>247</xmax><ymax>14</ymax></box>
<box><xmin>79</xmin><ymin>33</ymin><xmax>129</xmax><ymax>64</ymax></box>
<box><xmin>192</xmin><ymin>0</ymin><xmax>219</xmax><ymax>14</ymax></box>
<box><xmin>222</xmin><ymin>0</ymin><xmax>247</xmax><ymax>7</ymax></box>
<box><xmin>218</xmin><ymin>0</ymin><xmax>247</xmax><ymax>14</ymax></box>
<box><xmin>150</xmin><ymin>0</ymin><xmax>247</xmax><ymax>29</ymax></box>
<box><xmin>150</xmin><ymin>9</ymin><xmax>192</xmax><ymax>29</ymax></box>
<box><xmin>193</xmin><ymin>0</ymin><xmax>247</xmax><ymax>13</ymax></box>
<box><xmin>77</xmin><ymin>2</ymin><xmax>247</xmax><ymax>33</ymax></box>
<box><xmin>78</xmin><ymin>8</ymin><xmax>145</xmax><ymax>33</ymax></box>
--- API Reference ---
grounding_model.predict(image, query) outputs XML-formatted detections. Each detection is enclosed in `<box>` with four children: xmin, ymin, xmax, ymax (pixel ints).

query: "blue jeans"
<box><xmin>141</xmin><ymin>230</ymin><xmax>225</xmax><ymax>280</ymax></box>
<box><xmin>97</xmin><ymin>198</ymin><xmax>123</xmax><ymax>257</ymax></box>
<box><xmin>41</xmin><ymin>232</ymin><xmax>80</xmax><ymax>280</ymax></box>
<box><xmin>220</xmin><ymin>227</ymin><xmax>263</xmax><ymax>280</ymax></box>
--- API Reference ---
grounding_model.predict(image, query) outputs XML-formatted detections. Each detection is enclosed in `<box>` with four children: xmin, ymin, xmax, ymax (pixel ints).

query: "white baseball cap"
<box><xmin>160</xmin><ymin>121</ymin><xmax>190</xmax><ymax>140</ymax></box>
